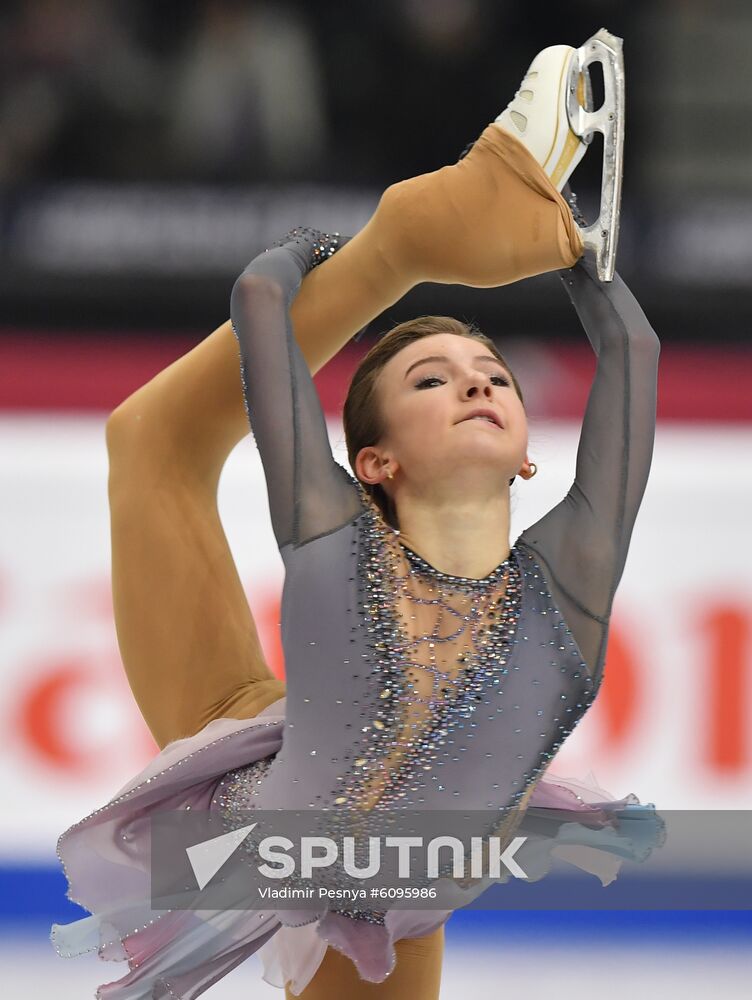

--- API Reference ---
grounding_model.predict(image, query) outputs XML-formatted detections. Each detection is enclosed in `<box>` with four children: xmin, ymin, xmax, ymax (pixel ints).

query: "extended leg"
<box><xmin>107</xmin><ymin>88</ymin><xmax>590</xmax><ymax>751</ymax></box>
<box><xmin>288</xmin><ymin>121</ymin><xmax>583</xmax><ymax>367</ymax></box>
<box><xmin>142</xmin><ymin>117</ymin><xmax>585</xmax><ymax>457</ymax></box>
<box><xmin>106</xmin><ymin>397</ymin><xmax>286</xmax><ymax>751</ymax></box>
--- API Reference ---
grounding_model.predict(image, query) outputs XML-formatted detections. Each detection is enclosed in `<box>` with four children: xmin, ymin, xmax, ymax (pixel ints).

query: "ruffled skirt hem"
<box><xmin>50</xmin><ymin>698</ymin><xmax>665</xmax><ymax>998</ymax></box>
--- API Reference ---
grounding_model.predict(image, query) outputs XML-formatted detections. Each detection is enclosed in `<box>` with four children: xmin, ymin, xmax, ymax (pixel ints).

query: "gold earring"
<box><xmin>528</xmin><ymin>462</ymin><xmax>538</xmax><ymax>477</ymax></box>
<box><xmin>386</xmin><ymin>469</ymin><xmax>394</xmax><ymax>480</ymax></box>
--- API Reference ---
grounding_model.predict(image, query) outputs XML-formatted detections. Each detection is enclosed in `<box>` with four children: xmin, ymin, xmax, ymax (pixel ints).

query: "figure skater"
<box><xmin>51</xmin><ymin>30</ymin><xmax>663</xmax><ymax>1000</ymax></box>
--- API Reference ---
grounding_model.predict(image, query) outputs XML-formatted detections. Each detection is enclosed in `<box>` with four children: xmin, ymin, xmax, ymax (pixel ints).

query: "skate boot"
<box><xmin>495</xmin><ymin>28</ymin><xmax>625</xmax><ymax>281</ymax></box>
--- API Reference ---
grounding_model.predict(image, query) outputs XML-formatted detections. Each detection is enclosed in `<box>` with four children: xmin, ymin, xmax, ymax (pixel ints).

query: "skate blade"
<box><xmin>566</xmin><ymin>28</ymin><xmax>625</xmax><ymax>281</ymax></box>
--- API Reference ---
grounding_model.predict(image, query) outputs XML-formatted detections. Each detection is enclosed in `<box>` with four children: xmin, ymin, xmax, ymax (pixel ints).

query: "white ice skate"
<box><xmin>495</xmin><ymin>28</ymin><xmax>625</xmax><ymax>281</ymax></box>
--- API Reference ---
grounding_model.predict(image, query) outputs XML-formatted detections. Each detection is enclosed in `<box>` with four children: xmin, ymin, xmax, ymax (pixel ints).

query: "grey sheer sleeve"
<box><xmin>519</xmin><ymin>254</ymin><xmax>661</xmax><ymax>684</ymax></box>
<box><xmin>230</xmin><ymin>229</ymin><xmax>363</xmax><ymax>550</ymax></box>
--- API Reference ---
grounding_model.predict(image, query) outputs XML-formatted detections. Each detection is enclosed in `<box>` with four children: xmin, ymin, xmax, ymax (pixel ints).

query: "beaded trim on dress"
<box><xmin>327</xmin><ymin>486</ymin><xmax>524</xmax><ymax>924</ymax></box>
<box><xmin>326</xmin><ymin>484</ymin><xmax>523</xmax><ymax>816</ymax></box>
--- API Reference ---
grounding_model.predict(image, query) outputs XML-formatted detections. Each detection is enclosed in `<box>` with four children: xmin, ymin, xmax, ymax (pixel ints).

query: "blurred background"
<box><xmin>1</xmin><ymin>0</ymin><xmax>751</xmax><ymax>997</ymax></box>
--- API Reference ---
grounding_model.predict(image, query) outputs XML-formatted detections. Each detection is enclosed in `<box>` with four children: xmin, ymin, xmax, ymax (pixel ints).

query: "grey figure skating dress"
<box><xmin>51</xmin><ymin>228</ymin><xmax>664</xmax><ymax>998</ymax></box>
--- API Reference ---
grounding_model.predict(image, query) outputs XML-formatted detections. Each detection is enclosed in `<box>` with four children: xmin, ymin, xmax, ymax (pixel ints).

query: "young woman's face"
<box><xmin>365</xmin><ymin>333</ymin><xmax>529</xmax><ymax>487</ymax></box>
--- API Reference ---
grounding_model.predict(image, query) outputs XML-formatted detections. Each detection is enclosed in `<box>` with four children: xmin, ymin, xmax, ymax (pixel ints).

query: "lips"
<box><xmin>459</xmin><ymin>408</ymin><xmax>503</xmax><ymax>429</ymax></box>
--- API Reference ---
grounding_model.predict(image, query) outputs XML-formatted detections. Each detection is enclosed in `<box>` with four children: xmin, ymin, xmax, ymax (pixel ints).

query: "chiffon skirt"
<box><xmin>51</xmin><ymin>697</ymin><xmax>665</xmax><ymax>998</ymax></box>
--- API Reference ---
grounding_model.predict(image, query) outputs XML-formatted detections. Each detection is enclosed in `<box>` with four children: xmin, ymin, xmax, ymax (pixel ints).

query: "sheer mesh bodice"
<box><xmin>330</xmin><ymin>485</ymin><xmax>524</xmax><ymax>812</ymax></box>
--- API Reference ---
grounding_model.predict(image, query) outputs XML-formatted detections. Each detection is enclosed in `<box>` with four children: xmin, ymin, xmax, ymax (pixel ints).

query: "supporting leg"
<box><xmin>285</xmin><ymin>925</ymin><xmax>445</xmax><ymax>1000</ymax></box>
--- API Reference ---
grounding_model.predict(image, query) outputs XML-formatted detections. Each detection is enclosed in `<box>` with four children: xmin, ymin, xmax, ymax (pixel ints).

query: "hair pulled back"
<box><xmin>342</xmin><ymin>316</ymin><xmax>524</xmax><ymax>528</ymax></box>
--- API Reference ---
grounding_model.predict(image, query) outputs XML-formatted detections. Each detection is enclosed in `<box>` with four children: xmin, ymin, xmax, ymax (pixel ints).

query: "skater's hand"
<box><xmin>561</xmin><ymin>183</ymin><xmax>587</xmax><ymax>228</ymax></box>
<box><xmin>568</xmin><ymin>251</ymin><xmax>600</xmax><ymax>284</ymax></box>
<box><xmin>234</xmin><ymin>228</ymin><xmax>352</xmax><ymax>303</ymax></box>
<box><xmin>261</xmin><ymin>229</ymin><xmax>369</xmax><ymax>341</ymax></box>
<box><xmin>559</xmin><ymin>185</ymin><xmax>607</xmax><ymax>285</ymax></box>
<box><xmin>267</xmin><ymin>227</ymin><xmax>351</xmax><ymax>275</ymax></box>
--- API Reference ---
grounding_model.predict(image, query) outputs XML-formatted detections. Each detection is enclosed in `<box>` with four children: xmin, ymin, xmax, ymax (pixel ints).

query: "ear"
<box><xmin>355</xmin><ymin>445</ymin><xmax>395</xmax><ymax>486</ymax></box>
<box><xmin>518</xmin><ymin>456</ymin><xmax>537</xmax><ymax>481</ymax></box>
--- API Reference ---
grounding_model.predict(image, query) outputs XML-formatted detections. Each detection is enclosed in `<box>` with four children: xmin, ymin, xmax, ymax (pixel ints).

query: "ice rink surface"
<box><xmin>5</xmin><ymin>917</ymin><xmax>751</xmax><ymax>999</ymax></box>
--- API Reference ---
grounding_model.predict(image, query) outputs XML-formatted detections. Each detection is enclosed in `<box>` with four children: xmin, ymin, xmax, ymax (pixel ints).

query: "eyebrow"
<box><xmin>404</xmin><ymin>354</ymin><xmax>508</xmax><ymax>379</ymax></box>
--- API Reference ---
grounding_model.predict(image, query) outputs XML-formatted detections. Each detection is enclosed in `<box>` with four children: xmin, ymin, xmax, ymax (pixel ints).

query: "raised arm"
<box><xmin>519</xmin><ymin>254</ymin><xmax>660</xmax><ymax>683</ymax></box>
<box><xmin>230</xmin><ymin>228</ymin><xmax>363</xmax><ymax>550</ymax></box>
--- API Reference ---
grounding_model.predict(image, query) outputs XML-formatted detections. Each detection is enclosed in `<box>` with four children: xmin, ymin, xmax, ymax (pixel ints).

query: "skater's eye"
<box><xmin>490</xmin><ymin>375</ymin><xmax>510</xmax><ymax>387</ymax></box>
<box><xmin>414</xmin><ymin>375</ymin><xmax>446</xmax><ymax>389</ymax></box>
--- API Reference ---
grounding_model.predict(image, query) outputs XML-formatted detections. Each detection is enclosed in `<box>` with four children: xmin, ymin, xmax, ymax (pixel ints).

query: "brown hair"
<box><xmin>343</xmin><ymin>316</ymin><xmax>524</xmax><ymax>528</ymax></box>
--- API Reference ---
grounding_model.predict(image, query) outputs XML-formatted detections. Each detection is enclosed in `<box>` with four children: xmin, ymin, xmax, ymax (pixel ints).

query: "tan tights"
<box><xmin>287</xmin><ymin>925</ymin><xmax>446</xmax><ymax>999</ymax></box>
<box><xmin>104</xmin><ymin>124</ymin><xmax>582</xmax><ymax>999</ymax></box>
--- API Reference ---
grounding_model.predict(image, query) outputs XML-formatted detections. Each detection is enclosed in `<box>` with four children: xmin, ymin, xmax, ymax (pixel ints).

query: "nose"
<box><xmin>462</xmin><ymin>373</ymin><xmax>494</xmax><ymax>399</ymax></box>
